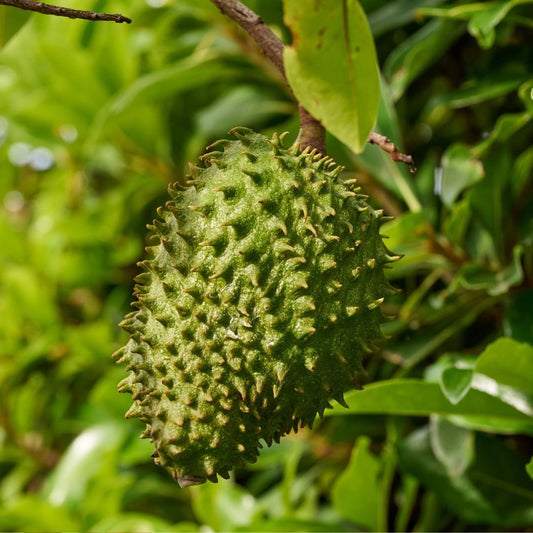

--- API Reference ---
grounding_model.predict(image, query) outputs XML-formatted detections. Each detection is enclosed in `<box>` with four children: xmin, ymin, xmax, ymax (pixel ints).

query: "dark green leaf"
<box><xmin>397</xmin><ymin>427</ymin><xmax>533</xmax><ymax>526</ymax></box>
<box><xmin>504</xmin><ymin>289</ymin><xmax>533</xmax><ymax>344</ymax></box>
<box><xmin>527</xmin><ymin>457</ymin><xmax>533</xmax><ymax>481</ymax></box>
<box><xmin>384</xmin><ymin>19</ymin><xmax>465</xmax><ymax>100</ymax></box>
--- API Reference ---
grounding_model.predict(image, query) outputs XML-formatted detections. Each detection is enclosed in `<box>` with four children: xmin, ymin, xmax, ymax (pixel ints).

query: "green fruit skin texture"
<box><xmin>114</xmin><ymin>128</ymin><xmax>397</xmax><ymax>486</ymax></box>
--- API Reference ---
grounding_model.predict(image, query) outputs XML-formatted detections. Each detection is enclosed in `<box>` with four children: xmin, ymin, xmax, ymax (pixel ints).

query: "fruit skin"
<box><xmin>114</xmin><ymin>127</ymin><xmax>398</xmax><ymax>487</ymax></box>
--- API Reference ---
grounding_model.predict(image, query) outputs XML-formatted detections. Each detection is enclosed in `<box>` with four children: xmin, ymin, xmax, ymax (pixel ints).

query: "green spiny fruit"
<box><xmin>114</xmin><ymin>127</ymin><xmax>398</xmax><ymax>487</ymax></box>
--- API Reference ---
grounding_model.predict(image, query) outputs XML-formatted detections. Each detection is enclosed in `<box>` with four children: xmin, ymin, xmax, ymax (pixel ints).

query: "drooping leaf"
<box><xmin>283</xmin><ymin>0</ymin><xmax>380</xmax><ymax>152</ymax></box>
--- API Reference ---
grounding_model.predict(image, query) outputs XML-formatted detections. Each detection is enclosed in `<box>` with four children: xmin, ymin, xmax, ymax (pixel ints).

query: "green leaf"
<box><xmin>475</xmin><ymin>112</ymin><xmax>532</xmax><ymax>155</ymax></box>
<box><xmin>454</xmin><ymin>245</ymin><xmax>524</xmax><ymax>296</ymax></box>
<box><xmin>527</xmin><ymin>457</ymin><xmax>533</xmax><ymax>480</ymax></box>
<box><xmin>191</xmin><ymin>481</ymin><xmax>259</xmax><ymax>532</ymax></box>
<box><xmin>398</xmin><ymin>427</ymin><xmax>533</xmax><ymax>526</ymax></box>
<box><xmin>467</xmin><ymin>1</ymin><xmax>526</xmax><ymax>49</ymax></box>
<box><xmin>426</xmin><ymin>76</ymin><xmax>528</xmax><ymax>119</ymax></box>
<box><xmin>384</xmin><ymin>19</ymin><xmax>465</xmax><ymax>101</ymax></box>
<box><xmin>367</xmin><ymin>0</ymin><xmax>448</xmax><ymax>37</ymax></box>
<box><xmin>40</xmin><ymin>423</ymin><xmax>128</xmax><ymax>510</ymax></box>
<box><xmin>0</xmin><ymin>5</ymin><xmax>31</xmax><ymax>49</ymax></box>
<box><xmin>332</xmin><ymin>437</ymin><xmax>381</xmax><ymax>531</ymax></box>
<box><xmin>86</xmin><ymin>55</ymin><xmax>241</xmax><ymax>146</ymax></box>
<box><xmin>475</xmin><ymin>337</ymin><xmax>533</xmax><ymax>394</ymax></box>
<box><xmin>235</xmin><ymin>518</ymin><xmax>349</xmax><ymax>532</ymax></box>
<box><xmin>439</xmin><ymin>367</ymin><xmax>473</xmax><ymax>405</ymax></box>
<box><xmin>326</xmin><ymin>379</ymin><xmax>533</xmax><ymax>434</ymax></box>
<box><xmin>504</xmin><ymin>289</ymin><xmax>533</xmax><ymax>344</ymax></box>
<box><xmin>418</xmin><ymin>1</ymin><xmax>533</xmax><ymax>48</ymax></box>
<box><xmin>444</xmin><ymin>198</ymin><xmax>471</xmax><ymax>250</ymax></box>
<box><xmin>468</xmin><ymin>148</ymin><xmax>513</xmax><ymax>257</ymax></box>
<box><xmin>88</xmin><ymin>513</ymin><xmax>190</xmax><ymax>533</ymax></box>
<box><xmin>283</xmin><ymin>0</ymin><xmax>380</xmax><ymax>152</ymax></box>
<box><xmin>0</xmin><ymin>496</ymin><xmax>80</xmax><ymax>532</ymax></box>
<box><xmin>440</xmin><ymin>144</ymin><xmax>484</xmax><ymax>206</ymax></box>
<box><xmin>429</xmin><ymin>415</ymin><xmax>475</xmax><ymax>477</ymax></box>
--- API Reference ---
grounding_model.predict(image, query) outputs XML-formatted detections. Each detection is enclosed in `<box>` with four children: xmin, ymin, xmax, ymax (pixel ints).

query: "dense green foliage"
<box><xmin>0</xmin><ymin>0</ymin><xmax>532</xmax><ymax>531</ymax></box>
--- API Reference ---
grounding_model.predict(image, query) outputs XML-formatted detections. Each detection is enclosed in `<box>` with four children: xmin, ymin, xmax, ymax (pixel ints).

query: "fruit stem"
<box><xmin>210</xmin><ymin>0</ymin><xmax>326</xmax><ymax>154</ymax></box>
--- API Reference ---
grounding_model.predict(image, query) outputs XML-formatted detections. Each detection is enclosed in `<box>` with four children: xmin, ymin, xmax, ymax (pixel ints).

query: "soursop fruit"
<box><xmin>114</xmin><ymin>127</ymin><xmax>398</xmax><ymax>487</ymax></box>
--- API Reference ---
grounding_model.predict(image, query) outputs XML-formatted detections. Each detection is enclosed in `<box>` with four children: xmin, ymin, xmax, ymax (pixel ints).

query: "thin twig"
<box><xmin>368</xmin><ymin>132</ymin><xmax>416</xmax><ymax>173</ymax></box>
<box><xmin>0</xmin><ymin>0</ymin><xmax>131</xmax><ymax>23</ymax></box>
<box><xmin>210</xmin><ymin>0</ymin><xmax>325</xmax><ymax>154</ymax></box>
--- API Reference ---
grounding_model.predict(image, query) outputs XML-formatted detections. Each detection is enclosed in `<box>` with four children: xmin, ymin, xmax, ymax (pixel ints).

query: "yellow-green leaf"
<box><xmin>283</xmin><ymin>0</ymin><xmax>380</xmax><ymax>152</ymax></box>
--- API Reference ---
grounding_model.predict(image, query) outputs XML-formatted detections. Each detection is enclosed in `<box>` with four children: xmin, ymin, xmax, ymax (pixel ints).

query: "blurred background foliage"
<box><xmin>0</xmin><ymin>0</ymin><xmax>532</xmax><ymax>531</ymax></box>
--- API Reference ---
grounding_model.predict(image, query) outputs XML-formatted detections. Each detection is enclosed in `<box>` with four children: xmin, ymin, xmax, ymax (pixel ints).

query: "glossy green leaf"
<box><xmin>283</xmin><ymin>0</ymin><xmax>380</xmax><ymax>152</ymax></box>
<box><xmin>475</xmin><ymin>337</ymin><xmax>533</xmax><ymax>394</ymax></box>
<box><xmin>332</xmin><ymin>437</ymin><xmax>381</xmax><ymax>531</ymax></box>
<box><xmin>439</xmin><ymin>367</ymin><xmax>473</xmax><ymax>405</ymax></box>
<box><xmin>398</xmin><ymin>427</ymin><xmax>533</xmax><ymax>526</ymax></box>
<box><xmin>327</xmin><ymin>379</ymin><xmax>533</xmax><ymax>434</ymax></box>
<box><xmin>429</xmin><ymin>415</ymin><xmax>475</xmax><ymax>477</ymax></box>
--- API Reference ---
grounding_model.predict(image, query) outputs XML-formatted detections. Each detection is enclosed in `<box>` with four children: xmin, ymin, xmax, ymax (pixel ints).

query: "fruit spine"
<box><xmin>114</xmin><ymin>128</ymin><xmax>398</xmax><ymax>487</ymax></box>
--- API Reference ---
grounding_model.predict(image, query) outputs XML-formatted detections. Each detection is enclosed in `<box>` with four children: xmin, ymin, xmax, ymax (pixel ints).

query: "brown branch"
<box><xmin>0</xmin><ymin>0</ymin><xmax>131</xmax><ymax>23</ymax></box>
<box><xmin>211</xmin><ymin>0</ymin><xmax>284</xmax><ymax>75</ymax></box>
<box><xmin>368</xmin><ymin>132</ymin><xmax>416</xmax><ymax>173</ymax></box>
<box><xmin>210</xmin><ymin>0</ymin><xmax>325</xmax><ymax>154</ymax></box>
